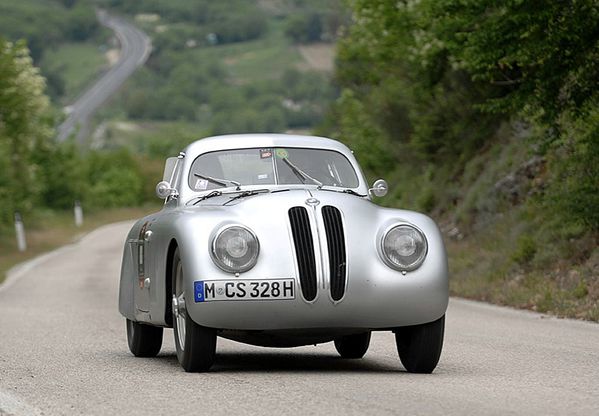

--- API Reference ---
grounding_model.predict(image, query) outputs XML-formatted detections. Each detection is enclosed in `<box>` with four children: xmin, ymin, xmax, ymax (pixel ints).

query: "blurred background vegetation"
<box><xmin>0</xmin><ymin>0</ymin><xmax>597</xmax><ymax>319</ymax></box>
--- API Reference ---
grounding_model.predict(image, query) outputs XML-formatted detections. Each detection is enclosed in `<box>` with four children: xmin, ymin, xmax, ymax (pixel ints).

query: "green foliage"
<box><xmin>326</xmin><ymin>0</ymin><xmax>598</xmax><ymax>229</ymax></box>
<box><xmin>102</xmin><ymin>0</ymin><xmax>340</xmax><ymax>134</ymax></box>
<box><xmin>0</xmin><ymin>39</ymin><xmax>150</xmax><ymax>228</ymax></box>
<box><xmin>33</xmin><ymin>141</ymin><xmax>146</xmax><ymax>211</ymax></box>
<box><xmin>120</xmin><ymin>42</ymin><xmax>335</xmax><ymax>132</ymax></box>
<box><xmin>0</xmin><ymin>0</ymin><xmax>99</xmax><ymax>61</ymax></box>
<box><xmin>422</xmin><ymin>0</ymin><xmax>599</xmax><ymax>124</ymax></box>
<box><xmin>32</xmin><ymin>140</ymin><xmax>86</xmax><ymax>210</ymax></box>
<box><xmin>319</xmin><ymin>89</ymin><xmax>395</xmax><ymax>179</ymax></box>
<box><xmin>323</xmin><ymin>0</ymin><xmax>598</xmax><ymax>319</ymax></box>
<box><xmin>0</xmin><ymin>38</ymin><xmax>52</xmax><ymax>224</ymax></box>
<box><xmin>208</xmin><ymin>9</ymin><xmax>267</xmax><ymax>44</ymax></box>
<box><xmin>285</xmin><ymin>13</ymin><xmax>323</xmax><ymax>43</ymax></box>
<box><xmin>511</xmin><ymin>235</ymin><xmax>537</xmax><ymax>265</ymax></box>
<box><xmin>40</xmin><ymin>42</ymin><xmax>107</xmax><ymax>103</ymax></box>
<box><xmin>282</xmin><ymin>0</ymin><xmax>348</xmax><ymax>43</ymax></box>
<box><xmin>87</xmin><ymin>165</ymin><xmax>143</xmax><ymax>208</ymax></box>
<box><xmin>572</xmin><ymin>280</ymin><xmax>589</xmax><ymax>300</ymax></box>
<box><xmin>0</xmin><ymin>0</ymin><xmax>102</xmax><ymax>104</ymax></box>
<box><xmin>63</xmin><ymin>2</ymin><xmax>99</xmax><ymax>42</ymax></box>
<box><xmin>543</xmin><ymin>107</ymin><xmax>599</xmax><ymax>230</ymax></box>
<box><xmin>101</xmin><ymin>0</ymin><xmax>268</xmax><ymax>45</ymax></box>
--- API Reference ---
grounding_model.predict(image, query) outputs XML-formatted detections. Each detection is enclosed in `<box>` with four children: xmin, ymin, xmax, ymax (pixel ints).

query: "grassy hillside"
<box><xmin>443</xmin><ymin>131</ymin><xmax>598</xmax><ymax>321</ymax></box>
<box><xmin>92</xmin><ymin>0</ymin><xmax>341</xmax><ymax>151</ymax></box>
<box><xmin>40</xmin><ymin>41</ymin><xmax>110</xmax><ymax>103</ymax></box>
<box><xmin>190</xmin><ymin>19</ymin><xmax>304</xmax><ymax>83</ymax></box>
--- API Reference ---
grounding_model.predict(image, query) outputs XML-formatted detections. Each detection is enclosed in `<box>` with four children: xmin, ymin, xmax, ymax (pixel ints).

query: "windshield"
<box><xmin>188</xmin><ymin>147</ymin><xmax>359</xmax><ymax>191</ymax></box>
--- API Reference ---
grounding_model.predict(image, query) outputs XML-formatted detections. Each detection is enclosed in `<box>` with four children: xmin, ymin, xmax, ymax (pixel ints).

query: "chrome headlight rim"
<box><xmin>210</xmin><ymin>224</ymin><xmax>260</xmax><ymax>273</ymax></box>
<box><xmin>380</xmin><ymin>223</ymin><xmax>428</xmax><ymax>272</ymax></box>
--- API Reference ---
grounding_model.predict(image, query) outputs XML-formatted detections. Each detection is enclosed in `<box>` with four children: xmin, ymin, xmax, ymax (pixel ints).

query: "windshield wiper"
<box><xmin>223</xmin><ymin>189</ymin><xmax>269</xmax><ymax>205</ymax></box>
<box><xmin>342</xmin><ymin>189</ymin><xmax>367</xmax><ymax>197</ymax></box>
<box><xmin>319</xmin><ymin>187</ymin><xmax>367</xmax><ymax>197</ymax></box>
<box><xmin>194</xmin><ymin>173</ymin><xmax>241</xmax><ymax>190</ymax></box>
<box><xmin>192</xmin><ymin>190</ymin><xmax>222</xmax><ymax>205</ymax></box>
<box><xmin>281</xmin><ymin>157</ymin><xmax>322</xmax><ymax>187</ymax></box>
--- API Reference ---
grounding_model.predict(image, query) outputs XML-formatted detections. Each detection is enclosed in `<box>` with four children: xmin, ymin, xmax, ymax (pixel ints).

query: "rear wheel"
<box><xmin>126</xmin><ymin>319</ymin><xmax>163</xmax><ymax>357</ymax></box>
<box><xmin>334</xmin><ymin>332</ymin><xmax>371</xmax><ymax>359</ymax></box>
<box><xmin>171</xmin><ymin>247</ymin><xmax>217</xmax><ymax>372</ymax></box>
<box><xmin>394</xmin><ymin>315</ymin><xmax>445</xmax><ymax>373</ymax></box>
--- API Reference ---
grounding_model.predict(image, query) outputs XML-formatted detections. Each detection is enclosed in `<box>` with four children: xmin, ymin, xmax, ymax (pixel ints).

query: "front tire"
<box><xmin>334</xmin><ymin>332</ymin><xmax>371</xmax><ymax>358</ymax></box>
<box><xmin>394</xmin><ymin>315</ymin><xmax>445</xmax><ymax>373</ymax></box>
<box><xmin>126</xmin><ymin>319</ymin><xmax>163</xmax><ymax>357</ymax></box>
<box><xmin>171</xmin><ymin>247</ymin><xmax>217</xmax><ymax>372</ymax></box>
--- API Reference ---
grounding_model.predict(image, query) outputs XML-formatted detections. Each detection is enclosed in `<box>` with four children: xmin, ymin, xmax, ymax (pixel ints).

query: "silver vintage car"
<box><xmin>119</xmin><ymin>134</ymin><xmax>448</xmax><ymax>372</ymax></box>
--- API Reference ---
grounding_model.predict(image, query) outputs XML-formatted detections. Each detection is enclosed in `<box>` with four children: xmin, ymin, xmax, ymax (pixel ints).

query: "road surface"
<box><xmin>56</xmin><ymin>11</ymin><xmax>150</xmax><ymax>143</ymax></box>
<box><xmin>0</xmin><ymin>222</ymin><xmax>598</xmax><ymax>415</ymax></box>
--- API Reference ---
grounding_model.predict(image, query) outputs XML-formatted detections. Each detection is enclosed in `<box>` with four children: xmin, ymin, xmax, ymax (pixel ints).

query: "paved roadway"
<box><xmin>0</xmin><ymin>222</ymin><xmax>598</xmax><ymax>415</ymax></box>
<box><xmin>56</xmin><ymin>10</ymin><xmax>151</xmax><ymax>143</ymax></box>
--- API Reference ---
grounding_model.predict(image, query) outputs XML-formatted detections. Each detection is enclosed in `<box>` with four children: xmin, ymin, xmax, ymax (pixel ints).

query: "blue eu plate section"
<box><xmin>194</xmin><ymin>281</ymin><xmax>205</xmax><ymax>303</ymax></box>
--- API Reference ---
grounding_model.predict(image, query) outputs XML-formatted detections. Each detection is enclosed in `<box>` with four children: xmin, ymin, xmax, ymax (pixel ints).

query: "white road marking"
<box><xmin>0</xmin><ymin>390</ymin><xmax>43</xmax><ymax>416</ymax></box>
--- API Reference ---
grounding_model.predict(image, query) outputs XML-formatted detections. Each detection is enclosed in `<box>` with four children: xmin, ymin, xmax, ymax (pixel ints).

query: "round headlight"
<box><xmin>381</xmin><ymin>224</ymin><xmax>427</xmax><ymax>271</ymax></box>
<box><xmin>211</xmin><ymin>225</ymin><xmax>259</xmax><ymax>273</ymax></box>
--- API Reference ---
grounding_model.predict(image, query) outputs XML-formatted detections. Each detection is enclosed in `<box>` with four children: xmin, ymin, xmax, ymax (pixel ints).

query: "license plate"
<box><xmin>194</xmin><ymin>279</ymin><xmax>295</xmax><ymax>302</ymax></box>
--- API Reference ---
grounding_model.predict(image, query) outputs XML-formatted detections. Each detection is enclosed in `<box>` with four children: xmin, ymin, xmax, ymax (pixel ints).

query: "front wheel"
<box><xmin>394</xmin><ymin>315</ymin><xmax>445</xmax><ymax>373</ymax></box>
<box><xmin>334</xmin><ymin>332</ymin><xmax>371</xmax><ymax>358</ymax></box>
<box><xmin>126</xmin><ymin>319</ymin><xmax>163</xmax><ymax>357</ymax></box>
<box><xmin>172</xmin><ymin>247</ymin><xmax>217</xmax><ymax>372</ymax></box>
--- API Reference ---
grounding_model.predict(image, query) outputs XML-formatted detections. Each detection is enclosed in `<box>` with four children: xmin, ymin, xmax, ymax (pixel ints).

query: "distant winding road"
<box><xmin>0</xmin><ymin>222</ymin><xmax>598</xmax><ymax>415</ymax></box>
<box><xmin>57</xmin><ymin>10</ymin><xmax>151</xmax><ymax>143</ymax></box>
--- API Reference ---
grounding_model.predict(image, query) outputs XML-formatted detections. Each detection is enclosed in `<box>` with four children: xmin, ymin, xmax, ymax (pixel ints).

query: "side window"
<box><xmin>162</xmin><ymin>157</ymin><xmax>178</xmax><ymax>182</ymax></box>
<box><xmin>170</xmin><ymin>157</ymin><xmax>184</xmax><ymax>189</ymax></box>
<box><xmin>162</xmin><ymin>154</ymin><xmax>185</xmax><ymax>201</ymax></box>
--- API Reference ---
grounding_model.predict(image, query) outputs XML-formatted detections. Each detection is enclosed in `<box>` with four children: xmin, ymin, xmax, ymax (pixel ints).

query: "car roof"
<box><xmin>182</xmin><ymin>134</ymin><xmax>353</xmax><ymax>157</ymax></box>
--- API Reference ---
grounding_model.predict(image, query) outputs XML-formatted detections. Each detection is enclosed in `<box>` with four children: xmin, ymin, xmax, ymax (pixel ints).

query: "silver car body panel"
<box><xmin>119</xmin><ymin>134</ymin><xmax>448</xmax><ymax>340</ymax></box>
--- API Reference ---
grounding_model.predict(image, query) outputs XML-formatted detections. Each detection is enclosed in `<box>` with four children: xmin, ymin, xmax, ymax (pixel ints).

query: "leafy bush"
<box><xmin>0</xmin><ymin>0</ymin><xmax>99</xmax><ymax>58</ymax></box>
<box><xmin>33</xmin><ymin>140</ymin><xmax>86</xmax><ymax>210</ymax></box>
<box><xmin>87</xmin><ymin>167</ymin><xmax>143</xmax><ymax>208</ymax></box>
<box><xmin>0</xmin><ymin>39</ymin><xmax>52</xmax><ymax>225</ymax></box>
<box><xmin>511</xmin><ymin>235</ymin><xmax>537</xmax><ymax>265</ymax></box>
<box><xmin>208</xmin><ymin>11</ymin><xmax>267</xmax><ymax>44</ymax></box>
<box><xmin>285</xmin><ymin>13</ymin><xmax>323</xmax><ymax>43</ymax></box>
<box><xmin>544</xmin><ymin>108</ymin><xmax>599</xmax><ymax>230</ymax></box>
<box><xmin>64</xmin><ymin>2</ymin><xmax>99</xmax><ymax>41</ymax></box>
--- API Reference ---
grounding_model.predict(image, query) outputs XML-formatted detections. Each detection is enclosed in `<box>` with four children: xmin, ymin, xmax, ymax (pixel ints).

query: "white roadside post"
<box><xmin>74</xmin><ymin>200</ymin><xmax>83</xmax><ymax>227</ymax></box>
<box><xmin>14</xmin><ymin>212</ymin><xmax>27</xmax><ymax>252</ymax></box>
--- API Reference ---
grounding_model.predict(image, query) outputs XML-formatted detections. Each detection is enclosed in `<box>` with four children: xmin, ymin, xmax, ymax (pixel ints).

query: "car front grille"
<box><xmin>289</xmin><ymin>205</ymin><xmax>348</xmax><ymax>302</ymax></box>
<box><xmin>288</xmin><ymin>207</ymin><xmax>318</xmax><ymax>301</ymax></box>
<box><xmin>322</xmin><ymin>206</ymin><xmax>346</xmax><ymax>301</ymax></box>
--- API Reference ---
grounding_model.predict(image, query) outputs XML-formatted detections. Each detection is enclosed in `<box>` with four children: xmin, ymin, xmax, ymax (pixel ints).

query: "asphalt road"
<box><xmin>56</xmin><ymin>10</ymin><xmax>151</xmax><ymax>143</ymax></box>
<box><xmin>0</xmin><ymin>222</ymin><xmax>598</xmax><ymax>415</ymax></box>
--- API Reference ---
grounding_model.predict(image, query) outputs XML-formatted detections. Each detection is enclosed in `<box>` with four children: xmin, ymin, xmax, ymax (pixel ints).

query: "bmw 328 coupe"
<box><xmin>119</xmin><ymin>134</ymin><xmax>448</xmax><ymax>372</ymax></box>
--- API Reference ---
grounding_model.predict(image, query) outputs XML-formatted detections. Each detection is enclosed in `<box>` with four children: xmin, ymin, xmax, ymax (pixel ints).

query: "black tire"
<box><xmin>172</xmin><ymin>247</ymin><xmax>217</xmax><ymax>372</ymax></box>
<box><xmin>334</xmin><ymin>332</ymin><xmax>371</xmax><ymax>359</ymax></box>
<box><xmin>394</xmin><ymin>315</ymin><xmax>445</xmax><ymax>373</ymax></box>
<box><xmin>126</xmin><ymin>319</ymin><xmax>163</xmax><ymax>357</ymax></box>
